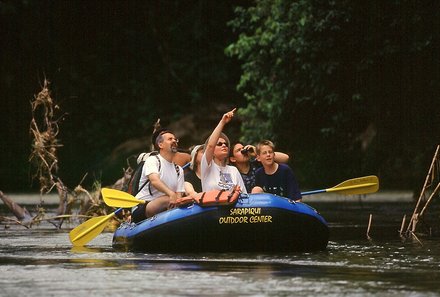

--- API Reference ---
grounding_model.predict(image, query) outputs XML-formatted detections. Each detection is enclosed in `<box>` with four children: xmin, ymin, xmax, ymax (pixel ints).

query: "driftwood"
<box><xmin>2</xmin><ymin>83</ymin><xmax>189</xmax><ymax>230</ymax></box>
<box><xmin>0</xmin><ymin>181</ymin><xmax>123</xmax><ymax>229</ymax></box>
<box><xmin>1</xmin><ymin>80</ymin><xmax>114</xmax><ymax>229</ymax></box>
<box><xmin>0</xmin><ymin>191</ymin><xmax>32</xmax><ymax>222</ymax></box>
<box><xmin>29</xmin><ymin>79</ymin><xmax>64</xmax><ymax>197</ymax></box>
<box><xmin>401</xmin><ymin>144</ymin><xmax>440</xmax><ymax>239</ymax></box>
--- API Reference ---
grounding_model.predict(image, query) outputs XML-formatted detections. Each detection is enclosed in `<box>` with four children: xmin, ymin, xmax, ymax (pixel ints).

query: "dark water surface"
<box><xmin>1</xmin><ymin>199</ymin><xmax>439</xmax><ymax>297</ymax></box>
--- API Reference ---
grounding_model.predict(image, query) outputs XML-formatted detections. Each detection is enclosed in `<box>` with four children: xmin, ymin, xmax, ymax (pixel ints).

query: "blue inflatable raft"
<box><xmin>113</xmin><ymin>193</ymin><xmax>329</xmax><ymax>252</ymax></box>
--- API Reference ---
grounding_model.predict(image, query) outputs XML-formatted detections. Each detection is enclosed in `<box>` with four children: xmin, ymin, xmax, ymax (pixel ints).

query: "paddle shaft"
<box><xmin>302</xmin><ymin>184</ymin><xmax>376</xmax><ymax>195</ymax></box>
<box><xmin>302</xmin><ymin>189</ymin><xmax>326</xmax><ymax>195</ymax></box>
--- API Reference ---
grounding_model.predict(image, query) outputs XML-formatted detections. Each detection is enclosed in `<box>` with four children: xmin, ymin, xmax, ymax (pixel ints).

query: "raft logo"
<box><xmin>218</xmin><ymin>207</ymin><xmax>273</xmax><ymax>224</ymax></box>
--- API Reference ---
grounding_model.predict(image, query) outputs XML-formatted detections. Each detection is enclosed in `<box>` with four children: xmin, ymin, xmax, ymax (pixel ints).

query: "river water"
<box><xmin>1</xmin><ymin>197</ymin><xmax>439</xmax><ymax>297</ymax></box>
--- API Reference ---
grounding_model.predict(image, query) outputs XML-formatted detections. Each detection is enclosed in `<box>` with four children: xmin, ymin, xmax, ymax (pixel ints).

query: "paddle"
<box><xmin>301</xmin><ymin>175</ymin><xmax>379</xmax><ymax>196</ymax></box>
<box><xmin>69</xmin><ymin>208</ymin><xmax>123</xmax><ymax>246</ymax></box>
<box><xmin>102</xmin><ymin>161</ymin><xmax>190</xmax><ymax>207</ymax></box>
<box><xmin>70</xmin><ymin>175</ymin><xmax>379</xmax><ymax>246</ymax></box>
<box><xmin>69</xmin><ymin>187</ymin><xmax>149</xmax><ymax>246</ymax></box>
<box><xmin>102</xmin><ymin>188</ymin><xmax>146</xmax><ymax>208</ymax></box>
<box><xmin>101</xmin><ymin>176</ymin><xmax>380</xmax><ymax>209</ymax></box>
<box><xmin>69</xmin><ymin>161</ymin><xmax>191</xmax><ymax>247</ymax></box>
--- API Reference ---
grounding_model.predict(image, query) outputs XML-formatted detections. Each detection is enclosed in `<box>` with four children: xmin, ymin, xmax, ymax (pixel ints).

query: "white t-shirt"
<box><xmin>201</xmin><ymin>152</ymin><xmax>247</xmax><ymax>193</ymax></box>
<box><xmin>135</xmin><ymin>154</ymin><xmax>184</xmax><ymax>201</ymax></box>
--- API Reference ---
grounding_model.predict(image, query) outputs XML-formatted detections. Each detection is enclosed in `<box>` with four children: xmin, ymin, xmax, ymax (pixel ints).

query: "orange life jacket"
<box><xmin>176</xmin><ymin>185</ymin><xmax>241</xmax><ymax>207</ymax></box>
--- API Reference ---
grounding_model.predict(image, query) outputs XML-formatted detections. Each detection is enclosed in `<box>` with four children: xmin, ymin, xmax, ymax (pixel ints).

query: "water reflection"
<box><xmin>70</xmin><ymin>246</ymin><xmax>105</xmax><ymax>254</ymax></box>
<box><xmin>1</xmin><ymin>202</ymin><xmax>440</xmax><ymax>296</ymax></box>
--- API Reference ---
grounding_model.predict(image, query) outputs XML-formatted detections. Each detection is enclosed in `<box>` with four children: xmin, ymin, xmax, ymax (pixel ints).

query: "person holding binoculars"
<box><xmin>229</xmin><ymin>142</ymin><xmax>290</xmax><ymax>193</ymax></box>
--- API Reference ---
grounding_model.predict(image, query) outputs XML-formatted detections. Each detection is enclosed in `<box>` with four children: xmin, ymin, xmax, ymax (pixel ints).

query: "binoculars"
<box><xmin>241</xmin><ymin>147</ymin><xmax>254</xmax><ymax>155</ymax></box>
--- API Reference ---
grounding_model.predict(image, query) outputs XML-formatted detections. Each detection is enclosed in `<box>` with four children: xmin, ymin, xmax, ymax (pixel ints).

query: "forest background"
<box><xmin>1</xmin><ymin>0</ymin><xmax>439</xmax><ymax>194</ymax></box>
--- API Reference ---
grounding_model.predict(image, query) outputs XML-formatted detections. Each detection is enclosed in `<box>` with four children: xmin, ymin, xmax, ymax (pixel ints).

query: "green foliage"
<box><xmin>226</xmin><ymin>0</ymin><xmax>348</xmax><ymax>142</ymax></box>
<box><xmin>226</xmin><ymin>0</ymin><xmax>440</xmax><ymax>188</ymax></box>
<box><xmin>1</xmin><ymin>0</ymin><xmax>439</xmax><ymax>191</ymax></box>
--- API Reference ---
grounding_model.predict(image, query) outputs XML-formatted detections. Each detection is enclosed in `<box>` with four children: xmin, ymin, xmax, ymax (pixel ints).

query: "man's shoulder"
<box><xmin>145</xmin><ymin>153</ymin><xmax>161</xmax><ymax>164</ymax></box>
<box><xmin>155</xmin><ymin>153</ymin><xmax>176</xmax><ymax>166</ymax></box>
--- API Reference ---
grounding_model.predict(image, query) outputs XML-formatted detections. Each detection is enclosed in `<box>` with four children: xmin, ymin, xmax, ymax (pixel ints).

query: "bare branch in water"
<box><xmin>0</xmin><ymin>191</ymin><xmax>32</xmax><ymax>222</ymax></box>
<box><xmin>1</xmin><ymin>80</ymin><xmax>132</xmax><ymax>230</ymax></box>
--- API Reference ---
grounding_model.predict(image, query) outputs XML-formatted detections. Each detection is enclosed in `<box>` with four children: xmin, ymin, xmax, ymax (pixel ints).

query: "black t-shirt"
<box><xmin>184</xmin><ymin>170</ymin><xmax>202</xmax><ymax>193</ymax></box>
<box><xmin>240</xmin><ymin>159</ymin><xmax>260</xmax><ymax>193</ymax></box>
<box><xmin>255</xmin><ymin>163</ymin><xmax>302</xmax><ymax>200</ymax></box>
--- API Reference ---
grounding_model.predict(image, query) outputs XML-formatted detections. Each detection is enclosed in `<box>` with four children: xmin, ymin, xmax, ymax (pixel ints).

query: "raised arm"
<box><xmin>204</xmin><ymin>108</ymin><xmax>236</xmax><ymax>165</ymax></box>
<box><xmin>274</xmin><ymin>151</ymin><xmax>290</xmax><ymax>163</ymax></box>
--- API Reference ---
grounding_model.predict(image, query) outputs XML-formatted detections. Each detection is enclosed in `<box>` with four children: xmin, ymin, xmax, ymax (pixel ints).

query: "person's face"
<box><xmin>230</xmin><ymin>143</ymin><xmax>249</xmax><ymax>164</ymax></box>
<box><xmin>214</xmin><ymin>137</ymin><xmax>229</xmax><ymax>160</ymax></box>
<box><xmin>159</xmin><ymin>132</ymin><xmax>179</xmax><ymax>153</ymax></box>
<box><xmin>257</xmin><ymin>145</ymin><xmax>274</xmax><ymax>166</ymax></box>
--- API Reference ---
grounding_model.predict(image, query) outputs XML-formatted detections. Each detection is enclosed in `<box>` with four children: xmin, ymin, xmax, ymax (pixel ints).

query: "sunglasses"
<box><xmin>216</xmin><ymin>141</ymin><xmax>228</xmax><ymax>147</ymax></box>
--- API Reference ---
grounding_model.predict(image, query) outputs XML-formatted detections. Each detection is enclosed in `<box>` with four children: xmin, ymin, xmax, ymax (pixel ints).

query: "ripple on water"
<box><xmin>1</xmin><ymin>204</ymin><xmax>440</xmax><ymax>296</ymax></box>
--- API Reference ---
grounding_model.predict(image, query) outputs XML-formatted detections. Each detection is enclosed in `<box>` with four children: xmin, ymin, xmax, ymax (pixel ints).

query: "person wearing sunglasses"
<box><xmin>201</xmin><ymin>108</ymin><xmax>247</xmax><ymax>193</ymax></box>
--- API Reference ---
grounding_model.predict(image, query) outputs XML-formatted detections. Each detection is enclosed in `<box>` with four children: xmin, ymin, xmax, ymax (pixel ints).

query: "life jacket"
<box><xmin>176</xmin><ymin>185</ymin><xmax>241</xmax><ymax>207</ymax></box>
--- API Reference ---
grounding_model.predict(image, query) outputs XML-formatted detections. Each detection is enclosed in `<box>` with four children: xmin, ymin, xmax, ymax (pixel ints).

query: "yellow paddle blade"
<box><xmin>69</xmin><ymin>212</ymin><xmax>115</xmax><ymax>246</ymax></box>
<box><xmin>101</xmin><ymin>188</ymin><xmax>145</xmax><ymax>208</ymax></box>
<box><xmin>327</xmin><ymin>175</ymin><xmax>379</xmax><ymax>195</ymax></box>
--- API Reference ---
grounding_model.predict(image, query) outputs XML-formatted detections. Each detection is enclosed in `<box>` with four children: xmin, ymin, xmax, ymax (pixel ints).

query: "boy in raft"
<box><xmin>251</xmin><ymin>140</ymin><xmax>302</xmax><ymax>201</ymax></box>
<box><xmin>132</xmin><ymin>128</ymin><xmax>185</xmax><ymax>222</ymax></box>
<box><xmin>229</xmin><ymin>141</ymin><xmax>290</xmax><ymax>193</ymax></box>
